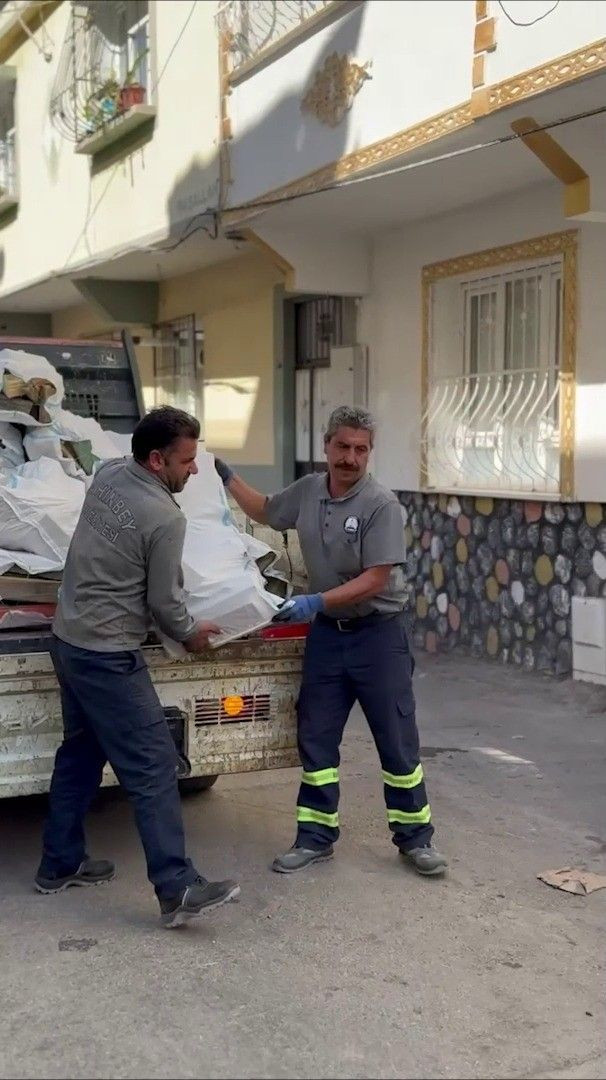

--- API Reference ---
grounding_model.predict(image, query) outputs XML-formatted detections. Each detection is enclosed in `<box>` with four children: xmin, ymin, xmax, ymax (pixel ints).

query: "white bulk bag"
<box><xmin>0</xmin><ymin>458</ymin><xmax>85</xmax><ymax>575</ymax></box>
<box><xmin>0</xmin><ymin>423</ymin><xmax>25</xmax><ymax>469</ymax></box>
<box><xmin>0</xmin><ymin>348</ymin><xmax>64</xmax><ymax>405</ymax></box>
<box><xmin>160</xmin><ymin>451</ymin><xmax>282</xmax><ymax>652</ymax></box>
<box><xmin>45</xmin><ymin>408</ymin><xmax>126</xmax><ymax>461</ymax></box>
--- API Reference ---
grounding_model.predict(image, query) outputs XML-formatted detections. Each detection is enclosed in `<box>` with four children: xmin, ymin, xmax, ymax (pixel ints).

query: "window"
<box><xmin>153</xmin><ymin>315</ymin><xmax>200</xmax><ymax>416</ymax></box>
<box><xmin>50</xmin><ymin>0</ymin><xmax>155</xmax><ymax>153</ymax></box>
<box><xmin>422</xmin><ymin>240</ymin><xmax>574</xmax><ymax>497</ymax></box>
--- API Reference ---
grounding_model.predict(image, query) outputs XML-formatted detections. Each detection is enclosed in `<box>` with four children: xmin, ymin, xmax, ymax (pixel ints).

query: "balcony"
<box><xmin>50</xmin><ymin>0</ymin><xmax>155</xmax><ymax>155</ymax></box>
<box><xmin>217</xmin><ymin>0</ymin><xmax>346</xmax><ymax>77</ymax></box>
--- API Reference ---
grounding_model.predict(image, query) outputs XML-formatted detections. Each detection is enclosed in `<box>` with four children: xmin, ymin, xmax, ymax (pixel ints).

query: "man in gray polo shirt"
<box><xmin>215</xmin><ymin>405</ymin><xmax>447</xmax><ymax>877</ymax></box>
<box><xmin>37</xmin><ymin>407</ymin><xmax>240</xmax><ymax>927</ymax></box>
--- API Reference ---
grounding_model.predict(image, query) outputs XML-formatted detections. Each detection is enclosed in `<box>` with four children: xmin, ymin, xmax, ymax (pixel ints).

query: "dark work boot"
<box><xmin>159</xmin><ymin>877</ymin><xmax>240</xmax><ymax>928</ymax></box>
<box><xmin>272</xmin><ymin>845</ymin><xmax>334</xmax><ymax>874</ymax></box>
<box><xmin>401</xmin><ymin>844</ymin><xmax>448</xmax><ymax>876</ymax></box>
<box><xmin>35</xmin><ymin>857</ymin><xmax>115</xmax><ymax>894</ymax></box>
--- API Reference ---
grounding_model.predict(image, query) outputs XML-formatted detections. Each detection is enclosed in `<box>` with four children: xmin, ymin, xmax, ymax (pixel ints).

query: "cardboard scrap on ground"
<box><xmin>538</xmin><ymin>866</ymin><xmax>606</xmax><ymax>895</ymax></box>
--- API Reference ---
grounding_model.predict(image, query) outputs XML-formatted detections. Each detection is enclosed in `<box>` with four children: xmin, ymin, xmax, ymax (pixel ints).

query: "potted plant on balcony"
<box><xmin>119</xmin><ymin>48</ymin><xmax>149</xmax><ymax>113</ymax></box>
<box><xmin>83</xmin><ymin>71</ymin><xmax>120</xmax><ymax>133</ymax></box>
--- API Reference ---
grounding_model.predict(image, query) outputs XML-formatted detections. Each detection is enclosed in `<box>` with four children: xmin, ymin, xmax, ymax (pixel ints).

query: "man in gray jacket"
<box><xmin>36</xmin><ymin>407</ymin><xmax>240</xmax><ymax>927</ymax></box>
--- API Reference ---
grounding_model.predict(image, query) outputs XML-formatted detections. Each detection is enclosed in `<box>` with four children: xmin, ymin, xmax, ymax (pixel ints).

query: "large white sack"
<box><xmin>45</xmin><ymin>408</ymin><xmax>126</xmax><ymax>460</ymax></box>
<box><xmin>160</xmin><ymin>451</ymin><xmax>282</xmax><ymax>652</ymax></box>
<box><xmin>0</xmin><ymin>423</ymin><xmax>25</xmax><ymax>468</ymax></box>
<box><xmin>0</xmin><ymin>459</ymin><xmax>85</xmax><ymax>574</ymax></box>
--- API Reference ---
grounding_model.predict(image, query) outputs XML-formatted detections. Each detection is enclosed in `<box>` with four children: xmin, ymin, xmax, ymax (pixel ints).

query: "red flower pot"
<box><xmin>119</xmin><ymin>83</ymin><xmax>145</xmax><ymax>112</ymax></box>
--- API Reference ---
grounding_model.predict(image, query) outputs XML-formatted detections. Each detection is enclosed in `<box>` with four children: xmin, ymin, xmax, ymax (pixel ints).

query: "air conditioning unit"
<box><xmin>572</xmin><ymin>596</ymin><xmax>606</xmax><ymax>684</ymax></box>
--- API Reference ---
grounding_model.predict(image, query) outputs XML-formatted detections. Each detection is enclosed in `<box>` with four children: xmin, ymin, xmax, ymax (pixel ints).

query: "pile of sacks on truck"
<box><xmin>0</xmin><ymin>348</ymin><xmax>287</xmax><ymax>648</ymax></box>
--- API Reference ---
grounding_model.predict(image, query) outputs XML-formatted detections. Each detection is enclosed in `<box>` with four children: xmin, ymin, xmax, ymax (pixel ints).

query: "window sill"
<box><xmin>75</xmin><ymin>104</ymin><xmax>156</xmax><ymax>156</ymax></box>
<box><xmin>420</xmin><ymin>485</ymin><xmax>567</xmax><ymax>503</ymax></box>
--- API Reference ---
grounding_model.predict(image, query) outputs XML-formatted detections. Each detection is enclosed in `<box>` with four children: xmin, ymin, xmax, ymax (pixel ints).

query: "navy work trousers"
<box><xmin>38</xmin><ymin>636</ymin><xmax>199</xmax><ymax>899</ymax></box>
<box><xmin>295</xmin><ymin>614</ymin><xmax>434</xmax><ymax>853</ymax></box>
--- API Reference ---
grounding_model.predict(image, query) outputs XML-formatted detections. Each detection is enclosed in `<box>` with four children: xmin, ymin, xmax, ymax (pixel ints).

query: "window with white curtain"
<box><xmin>425</xmin><ymin>256</ymin><xmax>563</xmax><ymax>495</ymax></box>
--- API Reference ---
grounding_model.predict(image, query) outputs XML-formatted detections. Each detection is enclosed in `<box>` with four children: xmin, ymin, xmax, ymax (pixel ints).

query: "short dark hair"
<box><xmin>131</xmin><ymin>406</ymin><xmax>200</xmax><ymax>463</ymax></box>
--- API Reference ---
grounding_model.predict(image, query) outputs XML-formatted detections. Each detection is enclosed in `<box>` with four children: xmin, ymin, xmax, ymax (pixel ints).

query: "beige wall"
<box><xmin>158</xmin><ymin>251</ymin><xmax>284</xmax><ymax>467</ymax></box>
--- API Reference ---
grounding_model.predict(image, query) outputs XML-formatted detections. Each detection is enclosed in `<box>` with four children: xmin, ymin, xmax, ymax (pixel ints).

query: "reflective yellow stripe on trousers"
<box><xmin>297</xmin><ymin>807</ymin><xmax>339</xmax><ymax>828</ymax></box>
<box><xmin>382</xmin><ymin>765</ymin><xmax>424</xmax><ymax>789</ymax></box>
<box><xmin>386</xmin><ymin>805</ymin><xmax>432</xmax><ymax>825</ymax></box>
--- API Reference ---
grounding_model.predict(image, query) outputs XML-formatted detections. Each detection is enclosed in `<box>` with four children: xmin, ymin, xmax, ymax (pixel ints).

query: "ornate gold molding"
<box><xmin>301</xmin><ymin>52</ymin><xmax>370</xmax><ymax>127</ymax></box>
<box><xmin>225</xmin><ymin>36</ymin><xmax>606</xmax><ymax>221</ymax></box>
<box><xmin>475</xmin><ymin>37</ymin><xmax>606</xmax><ymax>116</ymax></box>
<box><xmin>421</xmin><ymin>230</ymin><xmax>578</xmax><ymax>498</ymax></box>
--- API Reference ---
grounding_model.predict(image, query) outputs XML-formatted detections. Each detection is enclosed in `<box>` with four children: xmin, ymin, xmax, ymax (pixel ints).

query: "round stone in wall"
<box><xmin>437</xmin><ymin>592</ymin><xmax>449</xmax><ymax>614</ymax></box>
<box><xmin>511</xmin><ymin>580</ymin><xmax>525</xmax><ymax>606</ymax></box>
<box><xmin>535</xmin><ymin>554</ymin><xmax>554</xmax><ymax>586</ymax></box>
<box><xmin>455</xmin><ymin>564</ymin><xmax>470</xmax><ymax>593</ymax></box>
<box><xmin>427</xmin><ymin>494</ymin><xmax>438</xmax><ymax>510</ymax></box>
<box><xmin>511</xmin><ymin>640</ymin><xmax>523</xmax><ymax>664</ymax></box>
<box><xmin>555</xmin><ymin>618</ymin><xmax>568</xmax><ymax>637</ymax></box>
<box><xmin>430</xmin><ymin>535</ymin><xmax>444</xmax><ymax>561</ymax></box>
<box><xmin>574</xmin><ymin>548</ymin><xmax>593</xmax><ymax>578</ymax></box>
<box><xmin>561</xmin><ymin>524</ymin><xmax>577</xmax><ymax>556</ymax></box>
<box><xmin>586</xmin><ymin>574</ymin><xmax>601</xmax><ymax>597</ymax></box>
<box><xmin>512</xmin><ymin>502</ymin><xmax>525</xmax><ymax>525</ymax></box>
<box><xmin>521</xmin><ymin>550</ymin><xmax>534</xmax><ymax>578</ymax></box>
<box><xmin>537</xmin><ymin>589</ymin><xmax>549</xmax><ymax>614</ymax></box>
<box><xmin>578</xmin><ymin>522</ymin><xmax>597</xmax><ymax>552</ymax></box>
<box><xmin>448</xmin><ymin>604</ymin><xmax>461</xmax><ymax>631</ymax></box>
<box><xmin>544</xmin><ymin>504</ymin><xmax>565</xmax><ymax>525</ymax></box>
<box><xmin>472</xmin><ymin>515</ymin><xmax>487</xmax><ymax>539</ymax></box>
<box><xmin>432</xmin><ymin>561</ymin><xmax>444</xmax><ymax>589</ymax></box>
<box><xmin>423</xmin><ymin>581</ymin><xmax>436</xmax><ymax>603</ymax></box>
<box><xmin>523</xmin><ymin>646</ymin><xmax>535</xmax><ymax>671</ymax></box>
<box><xmin>447</xmin><ymin>496</ymin><xmax>461</xmax><ymax>518</ymax></box>
<box><xmin>468</xmin><ymin>556</ymin><xmax>480</xmax><ymax>577</ymax></box>
<box><xmin>422</xmin><ymin>507</ymin><xmax>432</xmax><ymax>529</ymax></box>
<box><xmin>526</xmin><ymin>625</ymin><xmax>536</xmax><ymax>642</ymax></box>
<box><xmin>506</xmin><ymin>548</ymin><xmax>521</xmax><ymax>576</ymax></box>
<box><xmin>585</xmin><ymin>503</ymin><xmax>603</xmax><ymax>528</ymax></box>
<box><xmin>499</xmin><ymin>620</ymin><xmax>513</xmax><ymax>646</ymax></box>
<box><xmin>456</xmin><ymin>538</ymin><xmax>468</xmax><ymax>563</ymax></box>
<box><xmin>443</xmin><ymin>551</ymin><xmax>456</xmax><ymax>579</ymax></box>
<box><xmin>524</xmin><ymin>502</ymin><xmax>542</xmax><ymax>523</ymax></box>
<box><xmin>427</xmin><ymin>605</ymin><xmax>439</xmax><ymax>624</ymax></box>
<box><xmin>436</xmin><ymin>615</ymin><xmax>449</xmax><ymax>639</ymax></box>
<box><xmin>421</xmin><ymin>530</ymin><xmax>431</xmax><ymax>550</ymax></box>
<box><xmin>411</xmin><ymin>512</ymin><xmax>423</xmax><ymax>538</ymax></box>
<box><xmin>520</xmin><ymin>600</ymin><xmax>536</xmax><ymax>625</ymax></box>
<box><xmin>499</xmin><ymin>590</ymin><xmax>515</xmax><ymax>618</ymax></box>
<box><xmin>496</xmin><ymin>499</ymin><xmax>511</xmax><ymax>519</ymax></box>
<box><xmin>501</xmin><ymin>516</ymin><xmax>515</xmax><ymax>545</ymax></box>
<box><xmin>416</xmin><ymin>595</ymin><xmax>428</xmax><ymax>619</ymax></box>
<box><xmin>472</xmin><ymin>576</ymin><xmax>485</xmax><ymax>602</ymax></box>
<box><xmin>549</xmin><ymin>584</ymin><xmax>570</xmax><ymax>617</ymax></box>
<box><xmin>485</xmin><ymin>576</ymin><xmax>499</xmax><ymax>602</ymax></box>
<box><xmin>443</xmin><ymin>520</ymin><xmax>457</xmax><ymax>549</ymax></box>
<box><xmin>554</xmin><ymin>554</ymin><xmax>572</xmax><ymax>584</ymax></box>
<box><xmin>487</xmin><ymin>518</ymin><xmax>502</xmax><ymax>552</ymax></box>
<box><xmin>592</xmin><ymin>549</ymin><xmax>606</xmax><ymax>579</ymax></box>
<box><xmin>525</xmin><ymin>579</ymin><xmax>539</xmax><ymax>598</ymax></box>
<box><xmin>526</xmin><ymin>523</ymin><xmax>541</xmax><ymax>549</ymax></box>
<box><xmin>433</xmin><ymin>512</ymin><xmax>445</xmax><ymax>534</ymax></box>
<box><xmin>477</xmin><ymin>543</ymin><xmax>494</xmax><ymax>575</ymax></box>
<box><xmin>461</xmin><ymin>496</ymin><xmax>475</xmax><ymax>515</ymax></box>
<box><xmin>596</xmin><ymin>523</ymin><xmax>606</xmax><ymax>554</ymax></box>
<box><xmin>556</xmin><ymin>639</ymin><xmax>572</xmax><ymax>675</ymax></box>
<box><xmin>516</xmin><ymin>525</ymin><xmax>530</xmax><ymax>549</ymax></box>
<box><xmin>566</xmin><ymin>503</ymin><xmax>582</xmax><ymax>523</ymax></box>
<box><xmin>457</xmin><ymin>514</ymin><xmax>471</xmax><ymax>537</ymax></box>
<box><xmin>541</xmin><ymin>525</ymin><xmax>558</xmax><ymax>556</ymax></box>
<box><xmin>486</xmin><ymin>626</ymin><xmax>499</xmax><ymax>656</ymax></box>
<box><xmin>476</xmin><ymin>497</ymin><xmax>494</xmax><ymax>516</ymax></box>
<box><xmin>495</xmin><ymin>558</ymin><xmax>509</xmax><ymax>585</ymax></box>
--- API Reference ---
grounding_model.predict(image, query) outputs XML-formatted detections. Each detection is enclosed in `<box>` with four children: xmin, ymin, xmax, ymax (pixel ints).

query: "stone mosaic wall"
<box><xmin>398</xmin><ymin>492</ymin><xmax>606</xmax><ymax>676</ymax></box>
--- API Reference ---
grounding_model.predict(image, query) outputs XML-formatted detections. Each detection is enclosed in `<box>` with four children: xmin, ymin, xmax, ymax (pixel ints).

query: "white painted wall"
<box><xmin>228</xmin><ymin>0</ymin><xmax>475</xmax><ymax>208</ymax></box>
<box><xmin>364</xmin><ymin>181</ymin><xmax>606</xmax><ymax>503</ymax></box>
<box><xmin>252</xmin><ymin>222</ymin><xmax>371</xmax><ymax>294</ymax></box>
<box><xmin>0</xmin><ymin>0</ymin><xmax>220</xmax><ymax>299</ymax></box>
<box><xmin>487</xmin><ymin>1</ymin><xmax>606</xmax><ymax>86</ymax></box>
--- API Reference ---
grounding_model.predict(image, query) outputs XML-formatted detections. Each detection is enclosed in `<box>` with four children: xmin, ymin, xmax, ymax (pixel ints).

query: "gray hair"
<box><xmin>325</xmin><ymin>405</ymin><xmax>376</xmax><ymax>444</ymax></box>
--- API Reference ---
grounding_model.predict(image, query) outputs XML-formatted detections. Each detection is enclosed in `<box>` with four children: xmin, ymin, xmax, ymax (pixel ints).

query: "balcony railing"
<box><xmin>0</xmin><ymin>127</ymin><xmax>16</xmax><ymax>202</ymax></box>
<box><xmin>50</xmin><ymin>0</ymin><xmax>153</xmax><ymax>150</ymax></box>
<box><xmin>421</xmin><ymin>368</ymin><xmax>563</xmax><ymax>495</ymax></box>
<box><xmin>217</xmin><ymin>0</ymin><xmax>336</xmax><ymax>72</ymax></box>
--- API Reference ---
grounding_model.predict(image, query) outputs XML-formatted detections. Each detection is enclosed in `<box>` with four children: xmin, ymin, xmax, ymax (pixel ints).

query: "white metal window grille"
<box><xmin>217</xmin><ymin>1</ymin><xmax>334</xmax><ymax>71</ymax></box>
<box><xmin>424</xmin><ymin>257</ymin><xmax>563</xmax><ymax>495</ymax></box>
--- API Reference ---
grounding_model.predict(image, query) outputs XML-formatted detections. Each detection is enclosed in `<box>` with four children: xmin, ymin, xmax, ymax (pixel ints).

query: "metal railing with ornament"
<box><xmin>421</xmin><ymin>367</ymin><xmax>563</xmax><ymax>496</ymax></box>
<box><xmin>50</xmin><ymin>0</ymin><xmax>150</xmax><ymax>145</ymax></box>
<box><xmin>217</xmin><ymin>0</ymin><xmax>336</xmax><ymax>72</ymax></box>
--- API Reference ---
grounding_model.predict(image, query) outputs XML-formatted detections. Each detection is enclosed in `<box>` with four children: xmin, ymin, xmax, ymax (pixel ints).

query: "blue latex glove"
<box><xmin>273</xmin><ymin>594</ymin><xmax>325</xmax><ymax>624</ymax></box>
<box><xmin>214</xmin><ymin>457</ymin><xmax>233</xmax><ymax>485</ymax></box>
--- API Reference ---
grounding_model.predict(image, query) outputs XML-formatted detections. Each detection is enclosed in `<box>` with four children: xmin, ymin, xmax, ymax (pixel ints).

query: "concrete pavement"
<box><xmin>0</xmin><ymin>653</ymin><xmax>604</xmax><ymax>1080</ymax></box>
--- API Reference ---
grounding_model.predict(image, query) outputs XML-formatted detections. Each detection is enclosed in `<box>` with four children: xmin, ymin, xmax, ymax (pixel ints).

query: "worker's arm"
<box><xmin>323</xmin><ymin>565</ymin><xmax>394</xmax><ymax>610</ymax></box>
<box><xmin>215</xmin><ymin>457</ymin><xmax>306</xmax><ymax>531</ymax></box>
<box><xmin>147</xmin><ymin>517</ymin><xmax>218</xmax><ymax>650</ymax></box>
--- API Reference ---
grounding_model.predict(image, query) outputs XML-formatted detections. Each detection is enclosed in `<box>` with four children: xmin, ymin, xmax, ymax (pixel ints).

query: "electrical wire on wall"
<box><xmin>497</xmin><ymin>1</ymin><xmax>560</xmax><ymax>28</ymax></box>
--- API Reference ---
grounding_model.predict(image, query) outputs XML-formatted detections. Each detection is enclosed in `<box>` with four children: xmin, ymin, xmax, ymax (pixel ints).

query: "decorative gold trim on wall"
<box><xmin>474</xmin><ymin>15</ymin><xmax>496</xmax><ymax>54</ymax></box>
<box><xmin>225</xmin><ymin>37</ymin><xmax>606</xmax><ymax>222</ymax></box>
<box><xmin>218</xmin><ymin>30</ymin><xmax>234</xmax><ymax>208</ymax></box>
<box><xmin>420</xmin><ymin>231</ymin><xmax>578</xmax><ymax>498</ymax></box>
<box><xmin>301</xmin><ymin>52</ymin><xmax>371</xmax><ymax>128</ymax></box>
<box><xmin>475</xmin><ymin>37</ymin><xmax>606</xmax><ymax>116</ymax></box>
<box><xmin>472</xmin><ymin>0</ymin><xmax>496</xmax><ymax>91</ymax></box>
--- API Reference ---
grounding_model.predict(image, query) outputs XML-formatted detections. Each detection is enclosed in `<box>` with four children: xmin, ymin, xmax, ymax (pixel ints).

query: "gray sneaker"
<box><xmin>272</xmin><ymin>845</ymin><xmax>334</xmax><ymax>874</ymax></box>
<box><xmin>402</xmin><ymin>845</ymin><xmax>448</xmax><ymax>876</ymax></box>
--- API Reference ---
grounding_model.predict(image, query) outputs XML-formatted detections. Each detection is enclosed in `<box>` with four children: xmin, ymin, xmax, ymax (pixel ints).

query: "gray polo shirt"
<box><xmin>265</xmin><ymin>472</ymin><xmax>406</xmax><ymax>618</ymax></box>
<box><xmin>54</xmin><ymin>457</ymin><xmax>195</xmax><ymax>652</ymax></box>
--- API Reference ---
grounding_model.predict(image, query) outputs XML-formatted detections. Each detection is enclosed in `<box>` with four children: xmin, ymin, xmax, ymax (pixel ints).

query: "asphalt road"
<box><xmin>0</xmin><ymin>653</ymin><xmax>604</xmax><ymax>1080</ymax></box>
